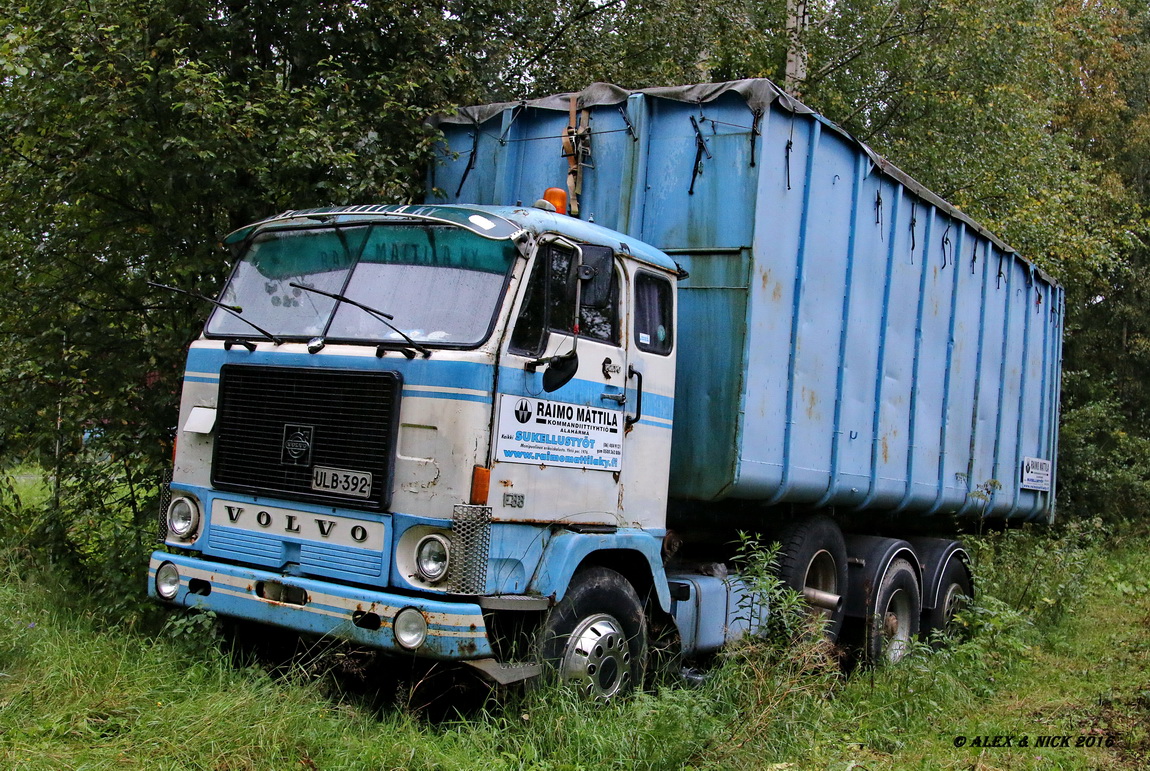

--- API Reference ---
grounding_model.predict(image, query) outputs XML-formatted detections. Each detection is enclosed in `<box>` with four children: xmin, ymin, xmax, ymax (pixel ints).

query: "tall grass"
<box><xmin>0</xmin><ymin>479</ymin><xmax>1130</xmax><ymax>770</ymax></box>
<box><xmin>0</xmin><ymin>463</ymin><xmax>51</xmax><ymax>558</ymax></box>
<box><xmin>0</xmin><ymin>567</ymin><xmax>476</xmax><ymax>770</ymax></box>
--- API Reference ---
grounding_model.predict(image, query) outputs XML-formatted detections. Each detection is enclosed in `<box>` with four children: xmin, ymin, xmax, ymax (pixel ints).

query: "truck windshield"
<box><xmin>205</xmin><ymin>223</ymin><xmax>517</xmax><ymax>346</ymax></box>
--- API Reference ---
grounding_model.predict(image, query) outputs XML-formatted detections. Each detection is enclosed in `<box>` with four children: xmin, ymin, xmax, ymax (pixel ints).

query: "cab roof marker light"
<box><xmin>536</xmin><ymin>187</ymin><xmax>568</xmax><ymax>214</ymax></box>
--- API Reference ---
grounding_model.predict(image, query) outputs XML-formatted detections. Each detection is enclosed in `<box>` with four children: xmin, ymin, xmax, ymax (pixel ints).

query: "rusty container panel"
<box><xmin>430</xmin><ymin>81</ymin><xmax>1062</xmax><ymax>522</ymax></box>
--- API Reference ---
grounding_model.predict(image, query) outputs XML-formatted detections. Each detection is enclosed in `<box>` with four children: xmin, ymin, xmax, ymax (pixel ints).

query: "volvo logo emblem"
<box><xmin>514</xmin><ymin>399</ymin><xmax>533</xmax><ymax>424</ymax></box>
<box><xmin>281</xmin><ymin>424</ymin><xmax>314</xmax><ymax>466</ymax></box>
<box><xmin>285</xmin><ymin>433</ymin><xmax>310</xmax><ymax>457</ymax></box>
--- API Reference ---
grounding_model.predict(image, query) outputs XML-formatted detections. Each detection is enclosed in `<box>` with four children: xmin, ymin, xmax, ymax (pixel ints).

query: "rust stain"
<box><xmin>882</xmin><ymin>434</ymin><xmax>890</xmax><ymax>465</ymax></box>
<box><xmin>803</xmin><ymin>387</ymin><xmax>818</xmax><ymax>420</ymax></box>
<box><xmin>760</xmin><ymin>268</ymin><xmax>772</xmax><ymax>291</ymax></box>
<box><xmin>772</xmin><ymin>282</ymin><xmax>783</xmax><ymax>302</ymax></box>
<box><xmin>499</xmin><ymin>479</ymin><xmax>514</xmax><ymax>487</ymax></box>
<box><xmin>501</xmin><ymin>517</ymin><xmax>618</xmax><ymax>527</ymax></box>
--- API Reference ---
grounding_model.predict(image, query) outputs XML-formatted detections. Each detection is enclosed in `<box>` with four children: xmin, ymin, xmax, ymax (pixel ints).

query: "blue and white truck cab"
<box><xmin>149</xmin><ymin>202</ymin><xmax>701</xmax><ymax>696</ymax></box>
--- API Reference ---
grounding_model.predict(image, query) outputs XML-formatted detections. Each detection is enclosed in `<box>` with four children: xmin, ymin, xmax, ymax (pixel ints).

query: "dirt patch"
<box><xmin>1083</xmin><ymin>689</ymin><xmax>1150</xmax><ymax>769</ymax></box>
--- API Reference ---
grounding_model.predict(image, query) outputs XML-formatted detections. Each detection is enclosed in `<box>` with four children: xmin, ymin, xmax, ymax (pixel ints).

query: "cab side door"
<box><xmin>492</xmin><ymin>240</ymin><xmax>628</xmax><ymax>525</ymax></box>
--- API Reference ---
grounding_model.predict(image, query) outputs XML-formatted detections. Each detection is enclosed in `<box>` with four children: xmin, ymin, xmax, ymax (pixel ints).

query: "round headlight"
<box><xmin>414</xmin><ymin>534</ymin><xmax>451</xmax><ymax>584</ymax></box>
<box><xmin>394</xmin><ymin>607</ymin><xmax>428</xmax><ymax>650</ymax></box>
<box><xmin>155</xmin><ymin>561</ymin><xmax>181</xmax><ymax>600</ymax></box>
<box><xmin>167</xmin><ymin>496</ymin><xmax>200</xmax><ymax>538</ymax></box>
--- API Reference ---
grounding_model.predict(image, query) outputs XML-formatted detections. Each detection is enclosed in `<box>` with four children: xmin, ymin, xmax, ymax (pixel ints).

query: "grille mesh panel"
<box><xmin>212</xmin><ymin>365</ymin><xmax>400</xmax><ymax>510</ymax></box>
<box><xmin>449</xmin><ymin>504</ymin><xmax>492</xmax><ymax>594</ymax></box>
<box><xmin>157</xmin><ymin>470</ymin><xmax>172</xmax><ymax>543</ymax></box>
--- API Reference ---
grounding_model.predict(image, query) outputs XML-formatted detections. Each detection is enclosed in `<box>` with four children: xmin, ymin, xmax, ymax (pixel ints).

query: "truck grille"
<box><xmin>212</xmin><ymin>365</ymin><xmax>401</xmax><ymax>510</ymax></box>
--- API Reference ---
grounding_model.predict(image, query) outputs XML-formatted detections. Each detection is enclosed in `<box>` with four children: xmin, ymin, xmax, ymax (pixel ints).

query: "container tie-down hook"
<box><xmin>750</xmin><ymin>109</ymin><xmax>763</xmax><ymax>167</ymax></box>
<box><xmin>909</xmin><ymin>201</ymin><xmax>918</xmax><ymax>258</ymax></box>
<box><xmin>618</xmin><ymin>106</ymin><xmax>637</xmax><ymax>141</ymax></box>
<box><xmin>454</xmin><ymin>124</ymin><xmax>481</xmax><ymax>198</ymax></box>
<box><xmin>689</xmin><ymin>115</ymin><xmax>712</xmax><ymax>195</ymax></box>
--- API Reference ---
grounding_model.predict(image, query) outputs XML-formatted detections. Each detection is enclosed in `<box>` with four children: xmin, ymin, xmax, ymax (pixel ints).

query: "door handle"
<box><xmin>625</xmin><ymin>366</ymin><xmax>643</xmax><ymax>430</ymax></box>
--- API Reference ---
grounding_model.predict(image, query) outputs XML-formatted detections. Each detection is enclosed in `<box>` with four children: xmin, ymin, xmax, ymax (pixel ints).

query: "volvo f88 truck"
<box><xmin>149</xmin><ymin>80</ymin><xmax>1062</xmax><ymax>697</ymax></box>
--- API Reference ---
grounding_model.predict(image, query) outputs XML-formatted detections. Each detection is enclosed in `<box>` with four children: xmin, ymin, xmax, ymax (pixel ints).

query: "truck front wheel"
<box><xmin>537</xmin><ymin>566</ymin><xmax>648</xmax><ymax>699</ymax></box>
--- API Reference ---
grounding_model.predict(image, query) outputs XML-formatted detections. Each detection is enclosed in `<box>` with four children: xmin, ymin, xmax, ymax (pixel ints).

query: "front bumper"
<box><xmin>148</xmin><ymin>551</ymin><xmax>493</xmax><ymax>660</ymax></box>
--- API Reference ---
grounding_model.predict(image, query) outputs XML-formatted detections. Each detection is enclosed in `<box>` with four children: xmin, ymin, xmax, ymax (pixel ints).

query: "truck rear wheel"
<box><xmin>537</xmin><ymin>566</ymin><xmax>647</xmax><ymax>699</ymax></box>
<box><xmin>866</xmin><ymin>557</ymin><xmax>920</xmax><ymax>663</ymax></box>
<box><xmin>923</xmin><ymin>558</ymin><xmax>972</xmax><ymax>638</ymax></box>
<box><xmin>775</xmin><ymin>515</ymin><xmax>848</xmax><ymax>640</ymax></box>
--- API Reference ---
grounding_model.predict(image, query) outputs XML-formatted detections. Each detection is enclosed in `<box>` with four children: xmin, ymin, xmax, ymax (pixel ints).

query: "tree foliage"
<box><xmin>500</xmin><ymin>0</ymin><xmax>1150</xmax><ymax>523</ymax></box>
<box><xmin>1</xmin><ymin>0</ymin><xmax>1149</xmax><ymax>599</ymax></box>
<box><xmin>0</xmin><ymin>0</ymin><xmax>488</xmax><ymax>595</ymax></box>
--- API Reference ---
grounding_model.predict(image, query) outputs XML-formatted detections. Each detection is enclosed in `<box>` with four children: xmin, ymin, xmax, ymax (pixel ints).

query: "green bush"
<box><xmin>966</xmin><ymin>516</ymin><xmax>1107</xmax><ymax>630</ymax></box>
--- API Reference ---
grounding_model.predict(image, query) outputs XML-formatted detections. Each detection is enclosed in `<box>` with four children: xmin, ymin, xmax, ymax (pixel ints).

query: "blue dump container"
<box><xmin>430</xmin><ymin>80</ymin><xmax>1062</xmax><ymax>522</ymax></box>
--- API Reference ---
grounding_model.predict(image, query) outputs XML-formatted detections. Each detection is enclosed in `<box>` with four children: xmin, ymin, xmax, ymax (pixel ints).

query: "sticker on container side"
<box><xmin>496</xmin><ymin>395</ymin><xmax>622</xmax><ymax>471</ymax></box>
<box><xmin>1020</xmin><ymin>457</ymin><xmax>1052</xmax><ymax>491</ymax></box>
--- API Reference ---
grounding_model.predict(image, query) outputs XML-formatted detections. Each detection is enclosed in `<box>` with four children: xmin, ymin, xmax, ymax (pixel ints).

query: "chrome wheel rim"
<box><xmin>881</xmin><ymin>588</ymin><xmax>913</xmax><ymax>662</ymax></box>
<box><xmin>805</xmin><ymin>549</ymin><xmax>838</xmax><ymax>592</ymax></box>
<box><xmin>805</xmin><ymin>548</ymin><xmax>838</xmax><ymax>617</ymax></box>
<box><xmin>939</xmin><ymin>580</ymin><xmax>966</xmax><ymax>630</ymax></box>
<box><xmin>558</xmin><ymin>613</ymin><xmax>631</xmax><ymax>699</ymax></box>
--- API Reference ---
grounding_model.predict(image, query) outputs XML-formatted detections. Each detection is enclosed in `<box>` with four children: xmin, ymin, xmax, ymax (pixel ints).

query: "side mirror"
<box><xmin>577</xmin><ymin>246</ymin><xmax>614</xmax><ymax>310</ymax></box>
<box><xmin>542</xmin><ymin>348</ymin><xmax>579</xmax><ymax>392</ymax></box>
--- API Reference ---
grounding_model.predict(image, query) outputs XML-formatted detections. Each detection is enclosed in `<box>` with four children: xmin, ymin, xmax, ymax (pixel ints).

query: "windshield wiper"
<box><xmin>148</xmin><ymin>281</ymin><xmax>283</xmax><ymax>347</ymax></box>
<box><xmin>288</xmin><ymin>282</ymin><xmax>431</xmax><ymax>359</ymax></box>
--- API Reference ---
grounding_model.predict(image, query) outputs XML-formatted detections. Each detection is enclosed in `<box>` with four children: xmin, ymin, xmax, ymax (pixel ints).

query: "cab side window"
<box><xmin>510</xmin><ymin>244</ymin><xmax>619</xmax><ymax>354</ymax></box>
<box><xmin>509</xmin><ymin>250</ymin><xmax>548</xmax><ymax>354</ymax></box>
<box><xmin>635</xmin><ymin>272</ymin><xmax>673</xmax><ymax>355</ymax></box>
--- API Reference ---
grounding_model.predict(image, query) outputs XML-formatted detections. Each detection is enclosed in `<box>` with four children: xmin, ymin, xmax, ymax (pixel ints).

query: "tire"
<box><xmin>865</xmin><ymin>557</ymin><xmax>920</xmax><ymax>664</ymax></box>
<box><xmin>537</xmin><ymin>566</ymin><xmax>647</xmax><ymax>699</ymax></box>
<box><xmin>775</xmin><ymin>514</ymin><xmax>849</xmax><ymax>641</ymax></box>
<box><xmin>922</xmin><ymin>557</ymin><xmax>972</xmax><ymax>639</ymax></box>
